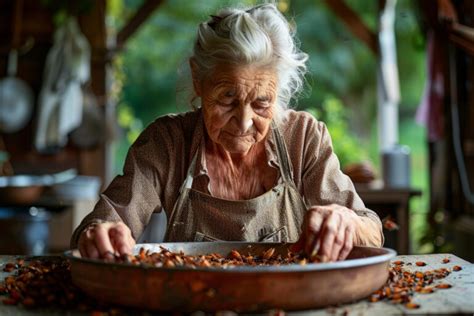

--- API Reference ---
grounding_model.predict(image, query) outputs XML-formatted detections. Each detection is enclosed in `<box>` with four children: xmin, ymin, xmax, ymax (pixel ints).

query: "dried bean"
<box><xmin>3</xmin><ymin>263</ymin><xmax>15</xmax><ymax>272</ymax></box>
<box><xmin>369</xmin><ymin>260</ymin><xmax>454</xmax><ymax>309</ymax></box>
<box><xmin>405</xmin><ymin>302</ymin><xmax>420</xmax><ymax>309</ymax></box>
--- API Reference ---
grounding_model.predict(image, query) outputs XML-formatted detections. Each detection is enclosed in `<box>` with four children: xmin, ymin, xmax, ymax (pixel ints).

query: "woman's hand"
<box><xmin>78</xmin><ymin>222</ymin><xmax>135</xmax><ymax>259</ymax></box>
<box><xmin>292</xmin><ymin>204</ymin><xmax>361</xmax><ymax>262</ymax></box>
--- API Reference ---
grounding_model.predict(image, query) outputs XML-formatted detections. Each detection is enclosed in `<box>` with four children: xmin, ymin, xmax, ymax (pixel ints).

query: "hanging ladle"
<box><xmin>0</xmin><ymin>0</ymin><xmax>34</xmax><ymax>133</ymax></box>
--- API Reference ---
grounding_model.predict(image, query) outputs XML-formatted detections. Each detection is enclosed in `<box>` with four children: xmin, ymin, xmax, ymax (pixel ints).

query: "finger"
<box><xmin>79</xmin><ymin>227</ymin><xmax>96</xmax><ymax>258</ymax></box>
<box><xmin>319</xmin><ymin>213</ymin><xmax>341</xmax><ymax>262</ymax></box>
<box><xmin>85</xmin><ymin>241</ymin><xmax>100</xmax><ymax>259</ymax></box>
<box><xmin>94</xmin><ymin>225</ymin><xmax>115</xmax><ymax>260</ymax></box>
<box><xmin>338</xmin><ymin>226</ymin><xmax>354</xmax><ymax>261</ymax></box>
<box><xmin>110</xmin><ymin>225</ymin><xmax>133</xmax><ymax>255</ymax></box>
<box><xmin>78</xmin><ymin>241</ymin><xmax>88</xmax><ymax>258</ymax></box>
<box><xmin>305</xmin><ymin>211</ymin><xmax>324</xmax><ymax>257</ymax></box>
<box><xmin>330</xmin><ymin>223</ymin><xmax>346</xmax><ymax>262</ymax></box>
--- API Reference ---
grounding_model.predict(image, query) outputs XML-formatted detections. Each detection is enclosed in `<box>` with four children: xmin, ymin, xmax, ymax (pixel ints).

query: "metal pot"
<box><xmin>0</xmin><ymin>169</ymin><xmax>76</xmax><ymax>204</ymax></box>
<box><xmin>0</xmin><ymin>206</ymin><xmax>51</xmax><ymax>255</ymax></box>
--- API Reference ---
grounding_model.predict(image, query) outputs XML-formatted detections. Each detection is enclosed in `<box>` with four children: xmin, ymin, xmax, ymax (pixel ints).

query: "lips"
<box><xmin>223</xmin><ymin>131</ymin><xmax>253</xmax><ymax>138</ymax></box>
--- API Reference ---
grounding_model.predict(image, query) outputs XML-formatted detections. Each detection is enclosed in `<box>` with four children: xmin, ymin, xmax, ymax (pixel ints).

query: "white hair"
<box><xmin>185</xmin><ymin>3</ymin><xmax>308</xmax><ymax>117</ymax></box>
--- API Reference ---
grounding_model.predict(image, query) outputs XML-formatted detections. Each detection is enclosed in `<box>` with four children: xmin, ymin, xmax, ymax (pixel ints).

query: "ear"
<box><xmin>189</xmin><ymin>57</ymin><xmax>201</xmax><ymax>96</ymax></box>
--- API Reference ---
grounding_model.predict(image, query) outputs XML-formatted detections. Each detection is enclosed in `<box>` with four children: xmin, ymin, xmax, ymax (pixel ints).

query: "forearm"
<box><xmin>353</xmin><ymin>209</ymin><xmax>384</xmax><ymax>247</ymax></box>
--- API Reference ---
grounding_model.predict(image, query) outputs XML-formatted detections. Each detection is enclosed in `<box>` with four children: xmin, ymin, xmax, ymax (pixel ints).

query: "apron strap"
<box><xmin>181</xmin><ymin>152</ymin><xmax>198</xmax><ymax>192</ymax></box>
<box><xmin>165</xmin><ymin>148</ymin><xmax>199</xmax><ymax>239</ymax></box>
<box><xmin>271</xmin><ymin>121</ymin><xmax>294</xmax><ymax>183</ymax></box>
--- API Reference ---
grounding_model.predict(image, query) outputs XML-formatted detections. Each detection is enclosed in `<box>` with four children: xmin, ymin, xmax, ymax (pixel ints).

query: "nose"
<box><xmin>236</xmin><ymin>105</ymin><xmax>253</xmax><ymax>132</ymax></box>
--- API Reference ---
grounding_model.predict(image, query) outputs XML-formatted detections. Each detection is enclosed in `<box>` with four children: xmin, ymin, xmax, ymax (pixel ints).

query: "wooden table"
<box><xmin>0</xmin><ymin>253</ymin><xmax>472</xmax><ymax>315</ymax></box>
<box><xmin>356</xmin><ymin>184</ymin><xmax>422</xmax><ymax>254</ymax></box>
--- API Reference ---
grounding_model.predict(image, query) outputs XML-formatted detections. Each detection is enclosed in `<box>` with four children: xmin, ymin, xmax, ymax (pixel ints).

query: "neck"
<box><xmin>205</xmin><ymin>138</ymin><xmax>264</xmax><ymax>169</ymax></box>
<box><xmin>204</xmin><ymin>136</ymin><xmax>276</xmax><ymax>200</ymax></box>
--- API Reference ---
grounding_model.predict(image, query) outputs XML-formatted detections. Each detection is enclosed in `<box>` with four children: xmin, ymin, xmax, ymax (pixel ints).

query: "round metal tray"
<box><xmin>64</xmin><ymin>242</ymin><xmax>396</xmax><ymax>312</ymax></box>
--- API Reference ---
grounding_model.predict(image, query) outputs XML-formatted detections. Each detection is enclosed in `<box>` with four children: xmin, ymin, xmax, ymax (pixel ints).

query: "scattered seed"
<box><xmin>205</xmin><ymin>288</ymin><xmax>216</xmax><ymax>298</ymax></box>
<box><xmin>415</xmin><ymin>261</ymin><xmax>426</xmax><ymax>267</ymax></box>
<box><xmin>369</xmin><ymin>260</ymin><xmax>454</xmax><ymax>308</ymax></box>
<box><xmin>2</xmin><ymin>298</ymin><xmax>18</xmax><ymax>305</ymax></box>
<box><xmin>383</xmin><ymin>217</ymin><xmax>399</xmax><ymax>231</ymax></box>
<box><xmin>419</xmin><ymin>287</ymin><xmax>434</xmax><ymax>294</ymax></box>
<box><xmin>393</xmin><ymin>260</ymin><xmax>404</xmax><ymax>265</ymax></box>
<box><xmin>453</xmin><ymin>266</ymin><xmax>462</xmax><ymax>271</ymax></box>
<box><xmin>435</xmin><ymin>283</ymin><xmax>452</xmax><ymax>289</ymax></box>
<box><xmin>442</xmin><ymin>258</ymin><xmax>450</xmax><ymax>264</ymax></box>
<box><xmin>3</xmin><ymin>263</ymin><xmax>15</xmax><ymax>272</ymax></box>
<box><xmin>263</xmin><ymin>247</ymin><xmax>276</xmax><ymax>260</ymax></box>
<box><xmin>405</xmin><ymin>302</ymin><xmax>420</xmax><ymax>309</ymax></box>
<box><xmin>229</xmin><ymin>250</ymin><xmax>242</xmax><ymax>261</ymax></box>
<box><xmin>22</xmin><ymin>297</ymin><xmax>35</xmax><ymax>308</ymax></box>
<box><xmin>0</xmin><ymin>259</ymin><xmax>125</xmax><ymax>313</ymax></box>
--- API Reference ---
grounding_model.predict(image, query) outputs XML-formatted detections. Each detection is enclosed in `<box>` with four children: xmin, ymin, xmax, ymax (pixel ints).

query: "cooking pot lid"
<box><xmin>0</xmin><ymin>206</ymin><xmax>51</xmax><ymax>220</ymax></box>
<box><xmin>0</xmin><ymin>169</ymin><xmax>77</xmax><ymax>187</ymax></box>
<box><xmin>0</xmin><ymin>77</ymin><xmax>34</xmax><ymax>133</ymax></box>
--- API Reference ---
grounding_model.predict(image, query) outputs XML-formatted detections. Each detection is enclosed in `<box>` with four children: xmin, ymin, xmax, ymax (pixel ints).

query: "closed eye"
<box><xmin>253</xmin><ymin>97</ymin><xmax>271</xmax><ymax>108</ymax></box>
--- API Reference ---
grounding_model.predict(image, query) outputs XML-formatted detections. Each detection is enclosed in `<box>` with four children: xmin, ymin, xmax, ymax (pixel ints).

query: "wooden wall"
<box><xmin>0</xmin><ymin>0</ymin><xmax>107</xmax><ymax>181</ymax></box>
<box><xmin>445</xmin><ymin>0</ymin><xmax>474</xmax><ymax>217</ymax></box>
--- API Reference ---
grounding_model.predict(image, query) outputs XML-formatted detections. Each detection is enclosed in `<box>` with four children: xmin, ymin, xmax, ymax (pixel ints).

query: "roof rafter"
<box><xmin>323</xmin><ymin>0</ymin><xmax>379</xmax><ymax>55</ymax></box>
<box><xmin>116</xmin><ymin>0</ymin><xmax>165</xmax><ymax>51</ymax></box>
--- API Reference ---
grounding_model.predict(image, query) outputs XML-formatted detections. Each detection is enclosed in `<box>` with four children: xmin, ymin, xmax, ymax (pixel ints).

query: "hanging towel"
<box><xmin>35</xmin><ymin>17</ymin><xmax>90</xmax><ymax>152</ymax></box>
<box><xmin>416</xmin><ymin>31</ymin><xmax>445</xmax><ymax>142</ymax></box>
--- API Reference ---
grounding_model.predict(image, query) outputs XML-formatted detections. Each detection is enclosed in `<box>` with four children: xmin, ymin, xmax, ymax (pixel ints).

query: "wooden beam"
<box><xmin>448</xmin><ymin>23</ymin><xmax>474</xmax><ymax>56</ymax></box>
<box><xmin>323</xmin><ymin>0</ymin><xmax>379</xmax><ymax>55</ymax></box>
<box><xmin>11</xmin><ymin>0</ymin><xmax>24</xmax><ymax>48</ymax></box>
<box><xmin>116</xmin><ymin>0</ymin><xmax>165</xmax><ymax>50</ymax></box>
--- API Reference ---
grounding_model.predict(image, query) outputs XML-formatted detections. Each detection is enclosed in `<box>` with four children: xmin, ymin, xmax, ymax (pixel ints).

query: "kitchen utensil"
<box><xmin>382</xmin><ymin>144</ymin><xmax>411</xmax><ymax>188</ymax></box>
<box><xmin>0</xmin><ymin>169</ymin><xmax>77</xmax><ymax>204</ymax></box>
<box><xmin>51</xmin><ymin>175</ymin><xmax>101</xmax><ymax>200</ymax></box>
<box><xmin>65</xmin><ymin>242</ymin><xmax>396</xmax><ymax>312</ymax></box>
<box><xmin>0</xmin><ymin>0</ymin><xmax>34</xmax><ymax>133</ymax></box>
<box><xmin>0</xmin><ymin>206</ymin><xmax>51</xmax><ymax>255</ymax></box>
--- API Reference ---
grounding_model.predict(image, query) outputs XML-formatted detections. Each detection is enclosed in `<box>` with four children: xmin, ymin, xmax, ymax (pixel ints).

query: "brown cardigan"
<box><xmin>71</xmin><ymin>109</ymin><xmax>383</xmax><ymax>248</ymax></box>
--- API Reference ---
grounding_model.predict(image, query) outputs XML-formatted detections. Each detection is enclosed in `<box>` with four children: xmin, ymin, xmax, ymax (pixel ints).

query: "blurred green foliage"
<box><xmin>306</xmin><ymin>96</ymin><xmax>368</xmax><ymax>167</ymax></box>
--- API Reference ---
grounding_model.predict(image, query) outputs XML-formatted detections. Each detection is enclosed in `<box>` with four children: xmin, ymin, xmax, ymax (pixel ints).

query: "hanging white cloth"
<box><xmin>35</xmin><ymin>17</ymin><xmax>90</xmax><ymax>152</ymax></box>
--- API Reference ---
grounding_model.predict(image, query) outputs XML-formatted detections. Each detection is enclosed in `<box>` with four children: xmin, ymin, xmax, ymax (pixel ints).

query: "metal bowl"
<box><xmin>0</xmin><ymin>170</ymin><xmax>77</xmax><ymax>205</ymax></box>
<box><xmin>65</xmin><ymin>242</ymin><xmax>396</xmax><ymax>312</ymax></box>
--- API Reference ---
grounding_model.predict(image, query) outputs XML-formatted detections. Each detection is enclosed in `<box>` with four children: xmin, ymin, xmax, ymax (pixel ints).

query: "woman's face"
<box><xmin>195</xmin><ymin>63</ymin><xmax>278</xmax><ymax>155</ymax></box>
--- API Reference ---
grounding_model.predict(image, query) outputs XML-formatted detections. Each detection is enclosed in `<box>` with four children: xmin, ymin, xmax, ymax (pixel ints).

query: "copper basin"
<box><xmin>65</xmin><ymin>242</ymin><xmax>396</xmax><ymax>312</ymax></box>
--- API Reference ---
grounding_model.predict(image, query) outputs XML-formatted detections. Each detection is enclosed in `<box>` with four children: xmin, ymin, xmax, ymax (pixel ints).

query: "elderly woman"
<box><xmin>71</xmin><ymin>3</ymin><xmax>383</xmax><ymax>262</ymax></box>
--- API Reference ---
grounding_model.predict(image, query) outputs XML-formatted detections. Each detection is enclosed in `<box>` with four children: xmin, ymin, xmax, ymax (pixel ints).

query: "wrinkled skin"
<box><xmin>195</xmin><ymin>62</ymin><xmax>279</xmax><ymax>200</ymax></box>
<box><xmin>78</xmin><ymin>222</ymin><xmax>135</xmax><ymax>259</ymax></box>
<box><xmin>291</xmin><ymin>204</ymin><xmax>362</xmax><ymax>262</ymax></box>
<box><xmin>196</xmin><ymin>63</ymin><xmax>277</xmax><ymax>156</ymax></box>
<box><xmin>78</xmin><ymin>62</ymin><xmax>361</xmax><ymax>261</ymax></box>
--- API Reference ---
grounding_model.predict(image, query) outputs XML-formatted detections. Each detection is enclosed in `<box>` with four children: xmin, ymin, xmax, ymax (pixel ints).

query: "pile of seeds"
<box><xmin>1</xmin><ymin>252</ymin><xmax>462</xmax><ymax>312</ymax></box>
<box><xmin>368</xmin><ymin>258</ymin><xmax>462</xmax><ymax>309</ymax></box>
<box><xmin>0</xmin><ymin>247</ymin><xmax>315</xmax><ymax>312</ymax></box>
<box><xmin>0</xmin><ymin>258</ymin><xmax>117</xmax><ymax>313</ymax></box>
<box><xmin>113</xmin><ymin>247</ymin><xmax>319</xmax><ymax>268</ymax></box>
